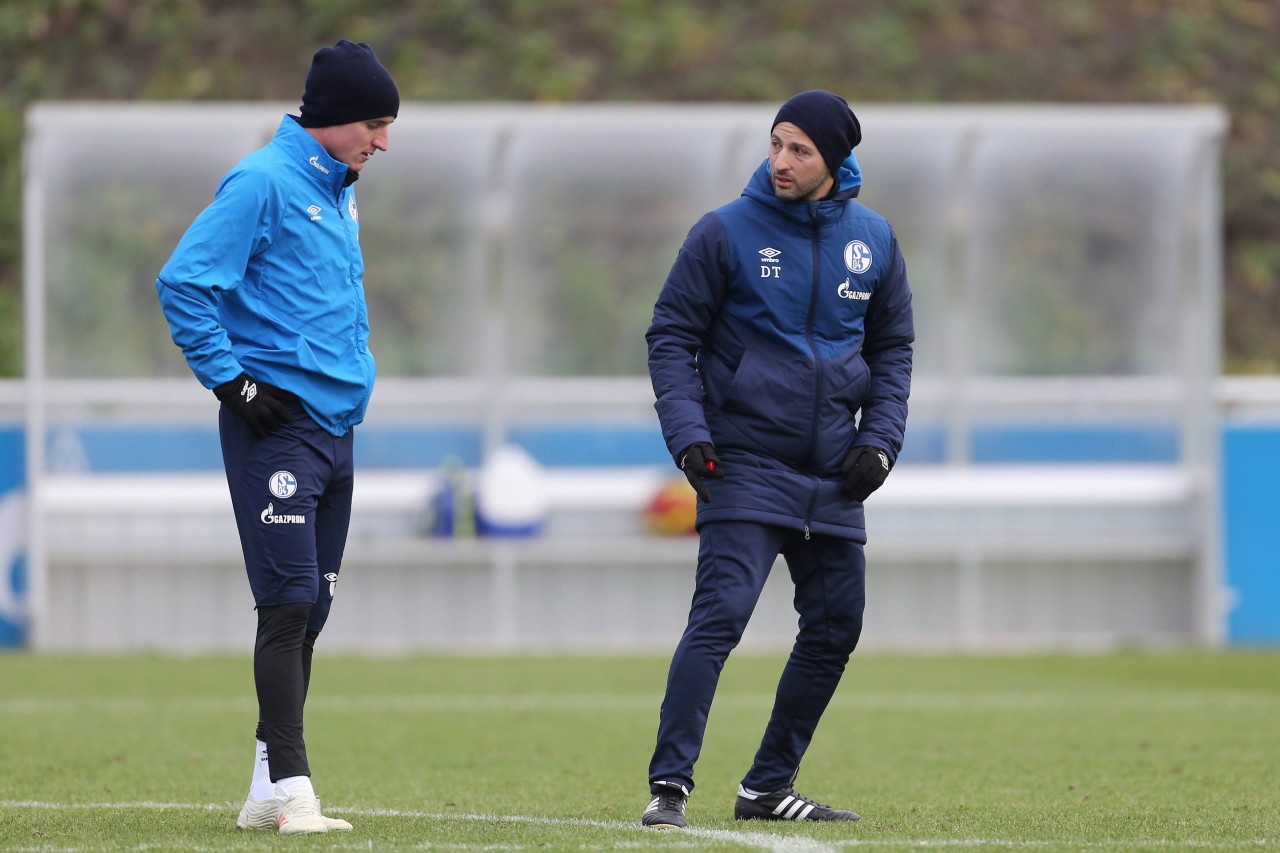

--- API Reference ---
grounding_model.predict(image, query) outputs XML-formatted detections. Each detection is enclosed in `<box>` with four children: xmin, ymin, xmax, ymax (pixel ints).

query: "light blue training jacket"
<box><xmin>156</xmin><ymin>115</ymin><xmax>374</xmax><ymax>436</ymax></box>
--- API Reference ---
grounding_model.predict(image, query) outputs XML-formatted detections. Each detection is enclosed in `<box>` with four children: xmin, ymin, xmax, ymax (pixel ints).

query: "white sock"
<box><xmin>276</xmin><ymin>775</ymin><xmax>316</xmax><ymax>800</ymax></box>
<box><xmin>249</xmin><ymin>740</ymin><xmax>274</xmax><ymax>800</ymax></box>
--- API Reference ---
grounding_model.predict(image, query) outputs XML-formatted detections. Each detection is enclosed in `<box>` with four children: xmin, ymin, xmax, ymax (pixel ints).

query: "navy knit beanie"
<box><xmin>772</xmin><ymin>90</ymin><xmax>862</xmax><ymax>177</ymax></box>
<box><xmin>298</xmin><ymin>39</ymin><xmax>399</xmax><ymax>128</ymax></box>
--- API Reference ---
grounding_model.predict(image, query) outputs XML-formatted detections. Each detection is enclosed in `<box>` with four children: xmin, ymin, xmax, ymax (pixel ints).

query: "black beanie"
<box><xmin>298</xmin><ymin>39</ymin><xmax>400</xmax><ymax>128</ymax></box>
<box><xmin>771</xmin><ymin>90</ymin><xmax>862</xmax><ymax>177</ymax></box>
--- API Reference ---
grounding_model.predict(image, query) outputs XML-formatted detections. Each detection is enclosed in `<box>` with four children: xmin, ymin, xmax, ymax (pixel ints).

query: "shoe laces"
<box><xmin>790</xmin><ymin>790</ymin><xmax>848</xmax><ymax>815</ymax></box>
<box><xmin>654</xmin><ymin>789</ymin><xmax>686</xmax><ymax>813</ymax></box>
<box><xmin>286</xmin><ymin>794</ymin><xmax>322</xmax><ymax>818</ymax></box>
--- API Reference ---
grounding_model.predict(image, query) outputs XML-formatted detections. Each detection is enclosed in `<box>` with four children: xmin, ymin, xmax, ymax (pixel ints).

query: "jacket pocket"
<box><xmin>828</xmin><ymin>347</ymin><xmax>871</xmax><ymax>410</ymax></box>
<box><xmin>720</xmin><ymin>348</ymin><xmax>756</xmax><ymax>412</ymax></box>
<box><xmin>720</xmin><ymin>347</ymin><xmax>815</xmax><ymax>438</ymax></box>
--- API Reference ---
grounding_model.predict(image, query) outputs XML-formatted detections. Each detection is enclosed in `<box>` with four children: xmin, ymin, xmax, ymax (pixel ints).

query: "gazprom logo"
<box><xmin>308</xmin><ymin>155</ymin><xmax>330</xmax><ymax>174</ymax></box>
<box><xmin>837</xmin><ymin>278</ymin><xmax>871</xmax><ymax>300</ymax></box>
<box><xmin>260</xmin><ymin>502</ymin><xmax>305</xmax><ymax>524</ymax></box>
<box><xmin>843</xmin><ymin>240</ymin><xmax>873</xmax><ymax>274</ymax></box>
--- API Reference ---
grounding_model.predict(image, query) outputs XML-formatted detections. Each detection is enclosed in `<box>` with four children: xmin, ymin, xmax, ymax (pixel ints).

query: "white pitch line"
<box><xmin>0</xmin><ymin>801</ymin><xmax>1269</xmax><ymax>851</ymax></box>
<box><xmin>0</xmin><ymin>800</ymin><xmax>826</xmax><ymax>852</ymax></box>
<box><xmin>344</xmin><ymin>807</ymin><xmax>839</xmax><ymax>852</ymax></box>
<box><xmin>1</xmin><ymin>690</ymin><xmax>1275</xmax><ymax>716</ymax></box>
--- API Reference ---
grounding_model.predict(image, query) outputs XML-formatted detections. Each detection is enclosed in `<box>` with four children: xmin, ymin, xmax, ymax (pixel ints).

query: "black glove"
<box><xmin>213</xmin><ymin>373</ymin><xmax>294</xmax><ymax>438</ymax></box>
<box><xmin>680</xmin><ymin>442</ymin><xmax>725</xmax><ymax>504</ymax></box>
<box><xmin>841</xmin><ymin>445</ymin><xmax>891</xmax><ymax>502</ymax></box>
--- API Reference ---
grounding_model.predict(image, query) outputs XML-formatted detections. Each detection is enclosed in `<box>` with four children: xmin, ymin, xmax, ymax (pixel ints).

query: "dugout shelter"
<box><xmin>19</xmin><ymin>102</ymin><xmax>1228</xmax><ymax>651</ymax></box>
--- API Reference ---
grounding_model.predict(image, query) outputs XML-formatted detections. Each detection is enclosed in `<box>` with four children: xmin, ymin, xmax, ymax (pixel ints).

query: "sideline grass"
<box><xmin>0</xmin><ymin>651</ymin><xmax>1276</xmax><ymax>851</ymax></box>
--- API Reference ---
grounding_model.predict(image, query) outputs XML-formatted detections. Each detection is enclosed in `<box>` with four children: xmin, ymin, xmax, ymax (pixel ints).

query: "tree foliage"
<box><xmin>1</xmin><ymin>0</ymin><xmax>1276</xmax><ymax>374</ymax></box>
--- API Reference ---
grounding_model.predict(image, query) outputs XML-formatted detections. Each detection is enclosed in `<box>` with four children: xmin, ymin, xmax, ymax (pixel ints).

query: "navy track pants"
<box><xmin>220</xmin><ymin>400</ymin><xmax>354</xmax><ymax>780</ymax></box>
<box><xmin>648</xmin><ymin>520</ymin><xmax>866</xmax><ymax>793</ymax></box>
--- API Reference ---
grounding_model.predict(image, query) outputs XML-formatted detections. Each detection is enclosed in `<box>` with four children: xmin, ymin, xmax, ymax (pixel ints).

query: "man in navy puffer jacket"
<box><xmin>641</xmin><ymin>91</ymin><xmax>914</xmax><ymax>828</ymax></box>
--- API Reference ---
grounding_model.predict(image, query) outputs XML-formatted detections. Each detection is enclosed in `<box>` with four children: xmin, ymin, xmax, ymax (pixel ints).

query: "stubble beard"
<box><xmin>772</xmin><ymin>172</ymin><xmax>827</xmax><ymax>203</ymax></box>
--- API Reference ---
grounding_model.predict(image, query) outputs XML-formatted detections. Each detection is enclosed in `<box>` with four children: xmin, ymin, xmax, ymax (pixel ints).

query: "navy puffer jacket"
<box><xmin>646</xmin><ymin>156</ymin><xmax>914</xmax><ymax>540</ymax></box>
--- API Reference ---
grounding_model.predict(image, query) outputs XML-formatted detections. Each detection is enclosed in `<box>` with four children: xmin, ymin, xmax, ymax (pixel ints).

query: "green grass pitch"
<box><xmin>0</xmin><ymin>650</ymin><xmax>1276</xmax><ymax>851</ymax></box>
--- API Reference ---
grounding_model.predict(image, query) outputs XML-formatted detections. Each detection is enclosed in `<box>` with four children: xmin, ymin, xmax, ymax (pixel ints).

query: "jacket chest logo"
<box><xmin>844</xmin><ymin>240</ymin><xmax>873</xmax><ymax>274</ymax></box>
<box><xmin>305</xmin><ymin>199</ymin><xmax>358</xmax><ymax>223</ymax></box>
<box><xmin>758</xmin><ymin>247</ymin><xmax>782</xmax><ymax>280</ymax></box>
<box><xmin>839</xmin><ymin>242</ymin><xmax>874</xmax><ymax>300</ymax></box>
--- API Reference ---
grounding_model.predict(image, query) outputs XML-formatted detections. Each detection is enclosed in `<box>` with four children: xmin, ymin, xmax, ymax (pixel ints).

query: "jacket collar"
<box><xmin>274</xmin><ymin>115</ymin><xmax>351</xmax><ymax>195</ymax></box>
<box><xmin>742</xmin><ymin>155</ymin><xmax>862</xmax><ymax>224</ymax></box>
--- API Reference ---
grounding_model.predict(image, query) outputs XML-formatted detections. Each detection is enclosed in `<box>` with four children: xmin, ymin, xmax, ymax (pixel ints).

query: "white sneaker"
<box><xmin>275</xmin><ymin>792</ymin><xmax>352</xmax><ymax>835</ymax></box>
<box><xmin>275</xmin><ymin>792</ymin><xmax>328</xmax><ymax>835</ymax></box>
<box><xmin>236</xmin><ymin>794</ymin><xmax>281</xmax><ymax>830</ymax></box>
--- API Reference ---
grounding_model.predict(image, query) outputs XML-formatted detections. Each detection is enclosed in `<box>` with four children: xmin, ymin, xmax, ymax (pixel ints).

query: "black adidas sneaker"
<box><xmin>734</xmin><ymin>784</ymin><xmax>860</xmax><ymax>821</ymax></box>
<box><xmin>641</xmin><ymin>780</ymin><xmax>689</xmax><ymax>828</ymax></box>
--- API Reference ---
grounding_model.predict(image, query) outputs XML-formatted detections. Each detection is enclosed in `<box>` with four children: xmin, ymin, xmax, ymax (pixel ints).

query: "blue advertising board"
<box><xmin>1222</xmin><ymin>425</ymin><xmax>1280</xmax><ymax>644</ymax></box>
<box><xmin>0</xmin><ymin>426</ymin><xmax>24</xmax><ymax>647</ymax></box>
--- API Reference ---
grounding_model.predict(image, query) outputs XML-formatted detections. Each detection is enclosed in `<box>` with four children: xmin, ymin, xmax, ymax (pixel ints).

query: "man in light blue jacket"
<box><xmin>156</xmin><ymin>39</ymin><xmax>397</xmax><ymax>836</ymax></box>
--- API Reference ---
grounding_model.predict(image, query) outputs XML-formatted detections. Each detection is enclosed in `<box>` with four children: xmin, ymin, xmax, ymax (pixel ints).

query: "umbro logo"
<box><xmin>307</xmin><ymin>204</ymin><xmax>323</xmax><ymax>221</ymax></box>
<box><xmin>759</xmin><ymin>247</ymin><xmax>782</xmax><ymax>280</ymax></box>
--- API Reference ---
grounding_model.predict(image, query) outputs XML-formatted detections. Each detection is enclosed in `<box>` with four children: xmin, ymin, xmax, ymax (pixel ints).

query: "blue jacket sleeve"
<box><xmin>154</xmin><ymin>168</ymin><xmax>277</xmax><ymax>389</ymax></box>
<box><xmin>645</xmin><ymin>213</ymin><xmax>728</xmax><ymax>465</ymax></box>
<box><xmin>855</xmin><ymin>229</ymin><xmax>914</xmax><ymax>463</ymax></box>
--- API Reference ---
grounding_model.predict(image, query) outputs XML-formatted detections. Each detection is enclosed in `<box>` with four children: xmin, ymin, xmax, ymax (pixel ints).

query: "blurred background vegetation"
<box><xmin>1</xmin><ymin>0</ymin><xmax>1276</xmax><ymax>376</ymax></box>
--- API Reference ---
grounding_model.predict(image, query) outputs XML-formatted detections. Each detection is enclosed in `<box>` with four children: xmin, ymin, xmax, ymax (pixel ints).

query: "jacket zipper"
<box><xmin>802</xmin><ymin>205</ymin><xmax>824</xmax><ymax>539</ymax></box>
<box><xmin>803</xmin><ymin>205</ymin><xmax>824</xmax><ymax>469</ymax></box>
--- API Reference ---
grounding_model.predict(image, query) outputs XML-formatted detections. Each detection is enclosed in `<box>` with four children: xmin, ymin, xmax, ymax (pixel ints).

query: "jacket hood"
<box><xmin>833</xmin><ymin>152</ymin><xmax>862</xmax><ymax>197</ymax></box>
